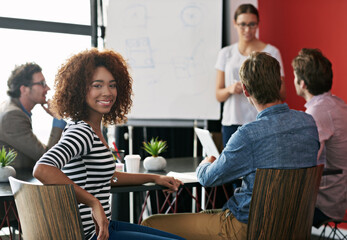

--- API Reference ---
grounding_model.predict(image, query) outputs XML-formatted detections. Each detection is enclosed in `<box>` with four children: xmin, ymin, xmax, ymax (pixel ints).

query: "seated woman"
<box><xmin>33</xmin><ymin>48</ymin><xmax>184</xmax><ymax>240</ymax></box>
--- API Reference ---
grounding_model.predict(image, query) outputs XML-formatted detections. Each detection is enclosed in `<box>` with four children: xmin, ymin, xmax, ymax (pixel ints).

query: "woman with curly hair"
<box><xmin>33</xmin><ymin>48</ymin><xmax>184</xmax><ymax>240</ymax></box>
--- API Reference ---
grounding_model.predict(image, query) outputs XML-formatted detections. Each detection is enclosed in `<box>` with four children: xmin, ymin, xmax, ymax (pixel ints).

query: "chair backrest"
<box><xmin>9</xmin><ymin>177</ymin><xmax>85</xmax><ymax>240</ymax></box>
<box><xmin>247</xmin><ymin>164</ymin><xmax>324</xmax><ymax>240</ymax></box>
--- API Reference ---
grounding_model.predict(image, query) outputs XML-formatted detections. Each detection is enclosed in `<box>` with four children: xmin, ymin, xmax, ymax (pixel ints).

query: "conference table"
<box><xmin>110</xmin><ymin>157</ymin><xmax>203</xmax><ymax>224</ymax></box>
<box><xmin>0</xmin><ymin>158</ymin><xmax>343</xmax><ymax>239</ymax></box>
<box><xmin>111</xmin><ymin>157</ymin><xmax>201</xmax><ymax>193</ymax></box>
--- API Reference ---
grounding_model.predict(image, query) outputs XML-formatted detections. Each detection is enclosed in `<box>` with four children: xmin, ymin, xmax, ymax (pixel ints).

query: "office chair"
<box><xmin>9</xmin><ymin>177</ymin><xmax>85</xmax><ymax>240</ymax></box>
<box><xmin>0</xmin><ymin>200</ymin><xmax>20</xmax><ymax>240</ymax></box>
<box><xmin>318</xmin><ymin>212</ymin><xmax>347</xmax><ymax>240</ymax></box>
<box><xmin>247</xmin><ymin>165</ymin><xmax>324</xmax><ymax>240</ymax></box>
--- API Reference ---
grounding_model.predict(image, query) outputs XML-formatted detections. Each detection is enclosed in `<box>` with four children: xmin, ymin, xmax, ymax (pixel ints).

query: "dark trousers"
<box><xmin>222</xmin><ymin>125</ymin><xmax>242</xmax><ymax>147</ymax></box>
<box><xmin>313</xmin><ymin>207</ymin><xmax>331</xmax><ymax>228</ymax></box>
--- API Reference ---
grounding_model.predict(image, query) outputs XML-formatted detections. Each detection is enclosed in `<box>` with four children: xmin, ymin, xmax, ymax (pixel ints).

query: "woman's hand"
<box><xmin>41</xmin><ymin>100</ymin><xmax>58</xmax><ymax>118</ymax></box>
<box><xmin>112</xmin><ymin>171</ymin><xmax>183</xmax><ymax>193</ymax></box>
<box><xmin>91</xmin><ymin>201</ymin><xmax>109</xmax><ymax>240</ymax></box>
<box><xmin>154</xmin><ymin>175</ymin><xmax>183</xmax><ymax>193</ymax></box>
<box><xmin>227</xmin><ymin>82</ymin><xmax>243</xmax><ymax>94</ymax></box>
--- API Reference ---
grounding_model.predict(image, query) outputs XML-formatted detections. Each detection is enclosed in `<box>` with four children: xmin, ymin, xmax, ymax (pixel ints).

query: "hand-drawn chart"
<box><xmin>106</xmin><ymin>0</ymin><xmax>222</xmax><ymax>120</ymax></box>
<box><xmin>126</xmin><ymin>37</ymin><xmax>154</xmax><ymax>68</ymax></box>
<box><xmin>180</xmin><ymin>5</ymin><xmax>203</xmax><ymax>27</ymax></box>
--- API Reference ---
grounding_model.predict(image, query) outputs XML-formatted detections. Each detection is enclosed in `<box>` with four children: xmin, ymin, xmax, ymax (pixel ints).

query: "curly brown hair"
<box><xmin>51</xmin><ymin>48</ymin><xmax>133</xmax><ymax>125</ymax></box>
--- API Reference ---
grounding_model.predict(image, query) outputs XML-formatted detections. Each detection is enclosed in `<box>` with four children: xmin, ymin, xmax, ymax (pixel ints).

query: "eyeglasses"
<box><xmin>29</xmin><ymin>81</ymin><xmax>48</xmax><ymax>88</ymax></box>
<box><xmin>237</xmin><ymin>22</ymin><xmax>258</xmax><ymax>30</ymax></box>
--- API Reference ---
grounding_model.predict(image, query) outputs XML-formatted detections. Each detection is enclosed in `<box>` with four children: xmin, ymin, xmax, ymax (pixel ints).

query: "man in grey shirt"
<box><xmin>0</xmin><ymin>62</ymin><xmax>66</xmax><ymax>169</ymax></box>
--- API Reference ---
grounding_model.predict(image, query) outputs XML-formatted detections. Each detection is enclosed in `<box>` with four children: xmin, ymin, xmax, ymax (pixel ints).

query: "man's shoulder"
<box><xmin>307</xmin><ymin>94</ymin><xmax>347</xmax><ymax>116</ymax></box>
<box><xmin>287</xmin><ymin>108</ymin><xmax>317</xmax><ymax>125</ymax></box>
<box><xmin>289</xmin><ymin>108</ymin><xmax>313</xmax><ymax>116</ymax></box>
<box><xmin>0</xmin><ymin>99</ymin><xmax>25</xmax><ymax>120</ymax></box>
<box><xmin>240</xmin><ymin>107</ymin><xmax>316</xmax><ymax>134</ymax></box>
<box><xmin>1</xmin><ymin>98</ymin><xmax>21</xmax><ymax>110</ymax></box>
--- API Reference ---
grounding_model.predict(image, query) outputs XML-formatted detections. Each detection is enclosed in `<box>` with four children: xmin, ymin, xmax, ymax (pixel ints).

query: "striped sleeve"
<box><xmin>36</xmin><ymin>122</ymin><xmax>94</xmax><ymax>169</ymax></box>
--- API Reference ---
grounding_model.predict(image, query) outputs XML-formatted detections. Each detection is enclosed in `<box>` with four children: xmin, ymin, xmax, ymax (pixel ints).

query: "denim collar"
<box><xmin>256</xmin><ymin>103</ymin><xmax>289</xmax><ymax>120</ymax></box>
<box><xmin>19</xmin><ymin>100</ymin><xmax>32</xmax><ymax>119</ymax></box>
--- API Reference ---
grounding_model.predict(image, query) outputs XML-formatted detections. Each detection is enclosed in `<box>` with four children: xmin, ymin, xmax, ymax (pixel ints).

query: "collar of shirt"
<box><xmin>19</xmin><ymin>101</ymin><xmax>32</xmax><ymax>119</ymax></box>
<box><xmin>305</xmin><ymin>91</ymin><xmax>332</xmax><ymax>110</ymax></box>
<box><xmin>256</xmin><ymin>103</ymin><xmax>289</xmax><ymax>120</ymax></box>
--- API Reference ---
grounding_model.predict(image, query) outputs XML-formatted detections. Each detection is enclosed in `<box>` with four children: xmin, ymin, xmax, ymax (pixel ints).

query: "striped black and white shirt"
<box><xmin>36</xmin><ymin>120</ymin><xmax>116</xmax><ymax>239</ymax></box>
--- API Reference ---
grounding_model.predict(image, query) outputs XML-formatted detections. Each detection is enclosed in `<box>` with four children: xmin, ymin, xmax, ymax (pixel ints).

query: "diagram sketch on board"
<box><xmin>106</xmin><ymin>0</ymin><xmax>222</xmax><ymax>120</ymax></box>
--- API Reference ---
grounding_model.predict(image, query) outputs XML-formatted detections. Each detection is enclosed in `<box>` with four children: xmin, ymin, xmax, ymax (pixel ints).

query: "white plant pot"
<box><xmin>143</xmin><ymin>156</ymin><xmax>167</xmax><ymax>171</ymax></box>
<box><xmin>0</xmin><ymin>166</ymin><xmax>16</xmax><ymax>182</ymax></box>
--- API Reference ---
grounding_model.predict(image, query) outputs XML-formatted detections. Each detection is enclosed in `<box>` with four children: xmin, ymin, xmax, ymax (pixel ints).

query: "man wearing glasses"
<box><xmin>0</xmin><ymin>62</ymin><xmax>66</xmax><ymax>169</ymax></box>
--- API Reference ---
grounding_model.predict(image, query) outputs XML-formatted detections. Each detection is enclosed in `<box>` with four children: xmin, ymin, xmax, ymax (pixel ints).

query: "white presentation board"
<box><xmin>106</xmin><ymin>0</ymin><xmax>222</xmax><ymax>120</ymax></box>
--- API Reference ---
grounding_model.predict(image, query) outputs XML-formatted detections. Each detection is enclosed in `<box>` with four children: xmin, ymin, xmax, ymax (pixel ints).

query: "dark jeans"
<box><xmin>312</xmin><ymin>207</ymin><xmax>331</xmax><ymax>228</ymax></box>
<box><xmin>91</xmin><ymin>220</ymin><xmax>185</xmax><ymax>240</ymax></box>
<box><xmin>222</xmin><ymin>125</ymin><xmax>242</xmax><ymax>147</ymax></box>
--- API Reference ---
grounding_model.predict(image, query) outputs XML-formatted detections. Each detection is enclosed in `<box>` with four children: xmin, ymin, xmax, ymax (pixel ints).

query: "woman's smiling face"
<box><xmin>86</xmin><ymin>66</ymin><xmax>117</xmax><ymax>118</ymax></box>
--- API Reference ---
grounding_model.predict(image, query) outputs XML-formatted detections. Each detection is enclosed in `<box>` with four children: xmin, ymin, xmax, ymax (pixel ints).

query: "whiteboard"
<box><xmin>106</xmin><ymin>0</ymin><xmax>222</xmax><ymax>120</ymax></box>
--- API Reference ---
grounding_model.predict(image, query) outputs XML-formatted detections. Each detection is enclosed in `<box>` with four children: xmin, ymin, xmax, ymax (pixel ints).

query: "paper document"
<box><xmin>167</xmin><ymin>171</ymin><xmax>197</xmax><ymax>183</ymax></box>
<box><xmin>194</xmin><ymin>128</ymin><xmax>220</xmax><ymax>158</ymax></box>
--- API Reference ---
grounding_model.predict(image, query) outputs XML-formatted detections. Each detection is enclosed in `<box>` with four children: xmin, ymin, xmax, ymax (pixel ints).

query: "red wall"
<box><xmin>258</xmin><ymin>0</ymin><xmax>347</xmax><ymax>110</ymax></box>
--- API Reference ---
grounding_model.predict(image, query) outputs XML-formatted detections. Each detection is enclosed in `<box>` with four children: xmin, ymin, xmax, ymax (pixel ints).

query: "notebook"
<box><xmin>166</xmin><ymin>171</ymin><xmax>197</xmax><ymax>183</ymax></box>
<box><xmin>194</xmin><ymin>128</ymin><xmax>220</xmax><ymax>158</ymax></box>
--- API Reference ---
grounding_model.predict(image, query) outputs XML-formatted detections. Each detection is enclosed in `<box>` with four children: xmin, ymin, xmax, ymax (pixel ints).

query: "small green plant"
<box><xmin>142</xmin><ymin>137</ymin><xmax>168</xmax><ymax>157</ymax></box>
<box><xmin>0</xmin><ymin>146</ymin><xmax>17</xmax><ymax>167</ymax></box>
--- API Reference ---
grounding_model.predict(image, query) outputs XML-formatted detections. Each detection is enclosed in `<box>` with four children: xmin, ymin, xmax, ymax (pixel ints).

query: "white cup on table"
<box><xmin>124</xmin><ymin>155</ymin><xmax>141</xmax><ymax>173</ymax></box>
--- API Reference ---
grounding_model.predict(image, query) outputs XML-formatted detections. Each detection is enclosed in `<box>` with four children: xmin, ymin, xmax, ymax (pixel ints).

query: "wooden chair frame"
<box><xmin>247</xmin><ymin>165</ymin><xmax>324</xmax><ymax>240</ymax></box>
<box><xmin>9</xmin><ymin>177</ymin><xmax>85</xmax><ymax>240</ymax></box>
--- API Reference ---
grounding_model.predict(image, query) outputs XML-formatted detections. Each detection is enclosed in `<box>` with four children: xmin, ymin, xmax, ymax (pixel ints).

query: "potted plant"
<box><xmin>142</xmin><ymin>137</ymin><xmax>168</xmax><ymax>171</ymax></box>
<box><xmin>0</xmin><ymin>146</ymin><xmax>17</xmax><ymax>182</ymax></box>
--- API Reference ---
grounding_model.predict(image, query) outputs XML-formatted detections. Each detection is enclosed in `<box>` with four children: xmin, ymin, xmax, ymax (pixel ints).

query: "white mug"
<box><xmin>124</xmin><ymin>155</ymin><xmax>141</xmax><ymax>173</ymax></box>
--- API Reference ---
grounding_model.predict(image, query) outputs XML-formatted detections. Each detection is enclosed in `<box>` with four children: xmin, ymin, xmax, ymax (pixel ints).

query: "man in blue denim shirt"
<box><xmin>142</xmin><ymin>52</ymin><xmax>319</xmax><ymax>240</ymax></box>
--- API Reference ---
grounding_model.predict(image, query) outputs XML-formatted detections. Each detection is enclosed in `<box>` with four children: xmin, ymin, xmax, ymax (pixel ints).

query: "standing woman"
<box><xmin>215</xmin><ymin>4</ymin><xmax>285</xmax><ymax>146</ymax></box>
<box><xmin>33</xmin><ymin>49</ymin><xmax>184</xmax><ymax>240</ymax></box>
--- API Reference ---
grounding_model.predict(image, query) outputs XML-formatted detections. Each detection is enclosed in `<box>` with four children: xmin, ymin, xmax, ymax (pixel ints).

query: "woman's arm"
<box><xmin>33</xmin><ymin>164</ymin><xmax>109</xmax><ymax>240</ymax></box>
<box><xmin>33</xmin><ymin>164</ymin><xmax>100</xmax><ymax>208</ymax></box>
<box><xmin>215</xmin><ymin>70</ymin><xmax>242</xmax><ymax>102</ymax></box>
<box><xmin>111</xmin><ymin>171</ymin><xmax>182</xmax><ymax>191</ymax></box>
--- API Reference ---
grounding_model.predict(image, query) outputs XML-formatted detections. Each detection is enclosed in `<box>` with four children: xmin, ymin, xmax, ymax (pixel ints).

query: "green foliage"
<box><xmin>142</xmin><ymin>137</ymin><xmax>168</xmax><ymax>157</ymax></box>
<box><xmin>0</xmin><ymin>146</ymin><xmax>17</xmax><ymax>167</ymax></box>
